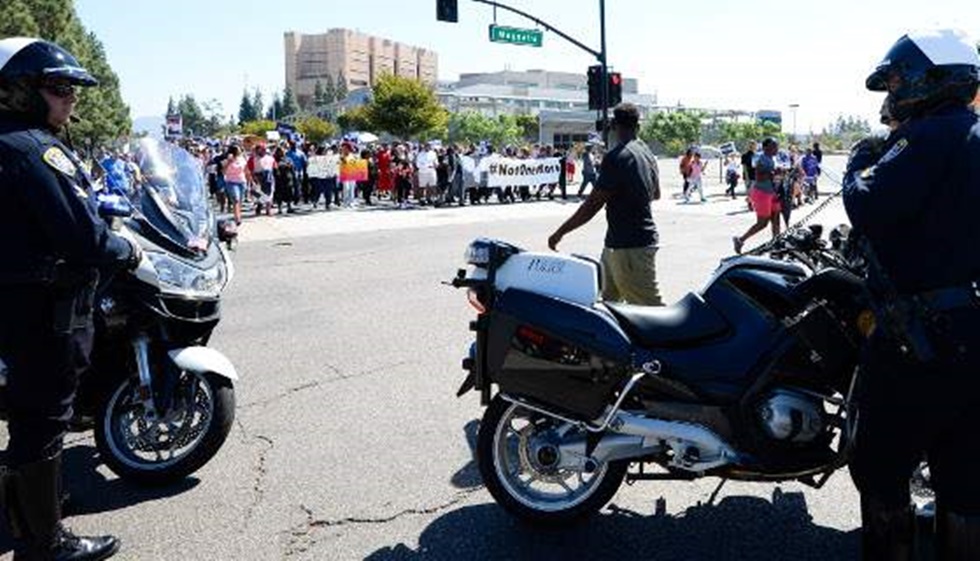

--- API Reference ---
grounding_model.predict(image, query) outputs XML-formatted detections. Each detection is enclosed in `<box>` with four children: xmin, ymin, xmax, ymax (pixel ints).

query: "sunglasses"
<box><xmin>41</xmin><ymin>84</ymin><xmax>77</xmax><ymax>98</ymax></box>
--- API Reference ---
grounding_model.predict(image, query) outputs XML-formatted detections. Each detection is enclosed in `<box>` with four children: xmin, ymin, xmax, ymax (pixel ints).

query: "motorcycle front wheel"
<box><xmin>95</xmin><ymin>371</ymin><xmax>235</xmax><ymax>486</ymax></box>
<box><xmin>477</xmin><ymin>396</ymin><xmax>627</xmax><ymax>525</ymax></box>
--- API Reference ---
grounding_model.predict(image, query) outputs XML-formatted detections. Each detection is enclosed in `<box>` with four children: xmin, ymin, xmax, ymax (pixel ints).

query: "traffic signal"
<box><xmin>437</xmin><ymin>0</ymin><xmax>458</xmax><ymax>22</ymax></box>
<box><xmin>587</xmin><ymin>65</ymin><xmax>602</xmax><ymax>111</ymax></box>
<box><xmin>608</xmin><ymin>72</ymin><xmax>623</xmax><ymax>107</ymax></box>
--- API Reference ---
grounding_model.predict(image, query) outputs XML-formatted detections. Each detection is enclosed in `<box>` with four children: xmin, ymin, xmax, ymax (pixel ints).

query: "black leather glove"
<box><xmin>846</xmin><ymin>135</ymin><xmax>887</xmax><ymax>174</ymax></box>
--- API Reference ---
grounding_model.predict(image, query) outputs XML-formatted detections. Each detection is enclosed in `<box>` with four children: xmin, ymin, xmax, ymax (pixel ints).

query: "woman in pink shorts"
<box><xmin>733</xmin><ymin>138</ymin><xmax>782</xmax><ymax>254</ymax></box>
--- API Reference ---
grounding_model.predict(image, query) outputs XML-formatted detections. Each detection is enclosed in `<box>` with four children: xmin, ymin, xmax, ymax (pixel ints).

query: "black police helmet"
<box><xmin>0</xmin><ymin>37</ymin><xmax>98</xmax><ymax>87</ymax></box>
<box><xmin>866</xmin><ymin>29</ymin><xmax>979</xmax><ymax>122</ymax></box>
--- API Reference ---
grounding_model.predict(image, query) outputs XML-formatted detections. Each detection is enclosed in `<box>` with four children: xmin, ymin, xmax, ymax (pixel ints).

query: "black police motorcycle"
<box><xmin>450</xmin><ymin>226</ymin><xmax>873</xmax><ymax>523</ymax></box>
<box><xmin>0</xmin><ymin>139</ymin><xmax>238</xmax><ymax>486</ymax></box>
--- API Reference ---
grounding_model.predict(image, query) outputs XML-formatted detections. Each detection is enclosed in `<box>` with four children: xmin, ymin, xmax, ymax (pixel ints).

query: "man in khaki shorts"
<box><xmin>548</xmin><ymin>103</ymin><xmax>663</xmax><ymax>306</ymax></box>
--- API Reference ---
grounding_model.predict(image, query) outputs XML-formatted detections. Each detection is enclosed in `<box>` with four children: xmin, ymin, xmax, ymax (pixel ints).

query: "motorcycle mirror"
<box><xmin>808</xmin><ymin>224</ymin><xmax>823</xmax><ymax>240</ymax></box>
<box><xmin>97</xmin><ymin>193</ymin><xmax>134</xmax><ymax>220</ymax></box>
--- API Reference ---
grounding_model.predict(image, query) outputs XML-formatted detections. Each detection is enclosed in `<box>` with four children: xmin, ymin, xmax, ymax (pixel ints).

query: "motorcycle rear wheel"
<box><xmin>95</xmin><ymin>371</ymin><xmax>235</xmax><ymax>486</ymax></box>
<box><xmin>477</xmin><ymin>396</ymin><xmax>627</xmax><ymax>525</ymax></box>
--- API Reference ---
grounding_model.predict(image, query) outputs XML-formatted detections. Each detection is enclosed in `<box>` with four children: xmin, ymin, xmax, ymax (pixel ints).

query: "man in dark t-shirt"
<box><xmin>740</xmin><ymin>141</ymin><xmax>757</xmax><ymax>188</ymax></box>
<box><xmin>548</xmin><ymin>103</ymin><xmax>663</xmax><ymax>306</ymax></box>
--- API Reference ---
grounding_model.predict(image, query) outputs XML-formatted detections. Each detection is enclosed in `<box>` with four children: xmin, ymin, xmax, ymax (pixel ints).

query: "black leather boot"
<box><xmin>935</xmin><ymin>510</ymin><xmax>980</xmax><ymax>561</ymax></box>
<box><xmin>861</xmin><ymin>497</ymin><xmax>914</xmax><ymax>561</ymax></box>
<box><xmin>3</xmin><ymin>455</ymin><xmax>119</xmax><ymax>561</ymax></box>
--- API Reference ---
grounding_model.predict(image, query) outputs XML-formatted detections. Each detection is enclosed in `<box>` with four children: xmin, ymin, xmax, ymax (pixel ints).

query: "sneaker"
<box><xmin>733</xmin><ymin>236</ymin><xmax>744</xmax><ymax>254</ymax></box>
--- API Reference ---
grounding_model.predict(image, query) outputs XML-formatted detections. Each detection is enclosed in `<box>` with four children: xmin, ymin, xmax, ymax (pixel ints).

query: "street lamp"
<box><xmin>788</xmin><ymin>103</ymin><xmax>799</xmax><ymax>140</ymax></box>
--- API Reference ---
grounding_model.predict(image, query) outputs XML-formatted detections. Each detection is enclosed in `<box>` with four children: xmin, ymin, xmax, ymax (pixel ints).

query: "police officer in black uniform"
<box><xmin>843</xmin><ymin>29</ymin><xmax>980</xmax><ymax>560</ymax></box>
<box><xmin>0</xmin><ymin>37</ymin><xmax>141</xmax><ymax>560</ymax></box>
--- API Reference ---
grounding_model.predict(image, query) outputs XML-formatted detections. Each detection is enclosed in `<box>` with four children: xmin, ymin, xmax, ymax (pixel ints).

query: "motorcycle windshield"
<box><xmin>131</xmin><ymin>138</ymin><xmax>212</xmax><ymax>251</ymax></box>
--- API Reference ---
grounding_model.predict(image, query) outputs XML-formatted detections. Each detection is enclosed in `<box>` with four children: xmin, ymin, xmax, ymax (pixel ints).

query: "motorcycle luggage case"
<box><xmin>486</xmin><ymin>289</ymin><xmax>633</xmax><ymax>420</ymax></box>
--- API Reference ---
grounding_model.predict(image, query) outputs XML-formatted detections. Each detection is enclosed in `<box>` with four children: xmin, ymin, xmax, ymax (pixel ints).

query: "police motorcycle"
<box><xmin>449</xmin><ymin>225</ymin><xmax>874</xmax><ymax>523</ymax></box>
<box><xmin>1</xmin><ymin>138</ymin><xmax>238</xmax><ymax>485</ymax></box>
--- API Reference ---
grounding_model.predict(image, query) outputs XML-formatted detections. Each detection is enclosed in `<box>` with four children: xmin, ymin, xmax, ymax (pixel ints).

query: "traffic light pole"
<box><xmin>599</xmin><ymin>0</ymin><xmax>608</xmax><ymax>144</ymax></box>
<box><xmin>469</xmin><ymin>0</ymin><xmax>611</xmax><ymax>141</ymax></box>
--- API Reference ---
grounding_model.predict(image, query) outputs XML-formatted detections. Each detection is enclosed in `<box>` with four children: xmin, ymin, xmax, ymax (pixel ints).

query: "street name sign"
<box><xmin>488</xmin><ymin>25</ymin><xmax>543</xmax><ymax>48</ymax></box>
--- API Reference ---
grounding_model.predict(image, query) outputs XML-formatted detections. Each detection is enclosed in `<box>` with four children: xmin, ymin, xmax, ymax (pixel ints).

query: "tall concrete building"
<box><xmin>284</xmin><ymin>29</ymin><xmax>438</xmax><ymax>108</ymax></box>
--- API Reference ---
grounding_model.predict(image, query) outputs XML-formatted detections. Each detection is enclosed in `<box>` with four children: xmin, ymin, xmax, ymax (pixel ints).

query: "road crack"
<box><xmin>282</xmin><ymin>488</ymin><xmax>482</xmax><ymax>557</ymax></box>
<box><xmin>240</xmin><ymin>360</ymin><xmax>417</xmax><ymax>410</ymax></box>
<box><xmin>237</xmin><ymin>419</ymin><xmax>275</xmax><ymax>528</ymax></box>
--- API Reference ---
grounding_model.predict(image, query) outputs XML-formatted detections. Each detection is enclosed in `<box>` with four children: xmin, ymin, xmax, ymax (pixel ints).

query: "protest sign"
<box><xmin>485</xmin><ymin>157</ymin><xmax>562</xmax><ymax>188</ymax></box>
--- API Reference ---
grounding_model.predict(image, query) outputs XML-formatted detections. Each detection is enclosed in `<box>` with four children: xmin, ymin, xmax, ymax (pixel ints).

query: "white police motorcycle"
<box><xmin>1</xmin><ymin>138</ymin><xmax>238</xmax><ymax>485</ymax></box>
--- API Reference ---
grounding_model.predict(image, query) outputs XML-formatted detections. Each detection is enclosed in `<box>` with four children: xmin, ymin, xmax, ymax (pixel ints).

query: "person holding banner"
<box><xmin>548</xmin><ymin>103</ymin><xmax>663</xmax><ymax>306</ymax></box>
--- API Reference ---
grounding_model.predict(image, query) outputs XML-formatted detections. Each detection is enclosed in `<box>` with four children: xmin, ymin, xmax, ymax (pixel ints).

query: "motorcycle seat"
<box><xmin>604</xmin><ymin>293</ymin><xmax>729</xmax><ymax>349</ymax></box>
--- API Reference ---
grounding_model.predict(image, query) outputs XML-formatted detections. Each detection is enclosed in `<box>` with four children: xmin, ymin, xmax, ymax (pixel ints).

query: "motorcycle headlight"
<box><xmin>146</xmin><ymin>252</ymin><xmax>226</xmax><ymax>296</ymax></box>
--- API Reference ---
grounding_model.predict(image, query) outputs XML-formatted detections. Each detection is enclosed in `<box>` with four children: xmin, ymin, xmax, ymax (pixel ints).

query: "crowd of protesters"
<box><xmin>181</xmin><ymin>137</ymin><xmax>603</xmax><ymax>225</ymax></box>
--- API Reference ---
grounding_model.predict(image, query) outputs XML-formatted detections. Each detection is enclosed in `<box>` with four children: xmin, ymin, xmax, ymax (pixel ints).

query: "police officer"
<box><xmin>0</xmin><ymin>38</ymin><xmax>141</xmax><ymax>560</ymax></box>
<box><xmin>843</xmin><ymin>29</ymin><xmax>980</xmax><ymax>560</ymax></box>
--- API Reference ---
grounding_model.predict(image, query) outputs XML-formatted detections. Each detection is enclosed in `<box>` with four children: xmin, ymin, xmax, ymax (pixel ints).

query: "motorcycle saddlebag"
<box><xmin>486</xmin><ymin>288</ymin><xmax>633</xmax><ymax>421</ymax></box>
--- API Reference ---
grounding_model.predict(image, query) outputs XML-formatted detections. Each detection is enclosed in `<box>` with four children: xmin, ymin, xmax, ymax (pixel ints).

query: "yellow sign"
<box><xmin>340</xmin><ymin>157</ymin><xmax>368</xmax><ymax>182</ymax></box>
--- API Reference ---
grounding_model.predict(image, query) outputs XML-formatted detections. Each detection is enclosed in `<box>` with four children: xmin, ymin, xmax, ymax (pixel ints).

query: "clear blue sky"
<box><xmin>76</xmin><ymin>0</ymin><xmax>978</xmax><ymax>133</ymax></box>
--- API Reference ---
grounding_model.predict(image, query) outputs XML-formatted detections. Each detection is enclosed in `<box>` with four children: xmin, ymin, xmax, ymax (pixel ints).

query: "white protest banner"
<box><xmin>485</xmin><ymin>157</ymin><xmax>562</xmax><ymax>188</ymax></box>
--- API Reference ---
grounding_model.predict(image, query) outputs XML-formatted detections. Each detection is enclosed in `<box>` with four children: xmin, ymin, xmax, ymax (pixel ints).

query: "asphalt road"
<box><xmin>2</xmin><ymin>158</ymin><xmax>866</xmax><ymax>560</ymax></box>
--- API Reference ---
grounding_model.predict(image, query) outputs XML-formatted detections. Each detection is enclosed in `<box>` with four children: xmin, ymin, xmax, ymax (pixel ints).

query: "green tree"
<box><xmin>639</xmin><ymin>110</ymin><xmax>704</xmax><ymax>155</ymax></box>
<box><xmin>200</xmin><ymin>99</ymin><xmax>224</xmax><ymax>136</ymax></box>
<box><xmin>295</xmin><ymin>115</ymin><xmax>338</xmax><ymax>144</ymax></box>
<box><xmin>70</xmin><ymin>31</ymin><xmax>131</xmax><ymax>149</ymax></box>
<box><xmin>251</xmin><ymin>89</ymin><xmax>264</xmax><ymax>122</ymax></box>
<box><xmin>365</xmin><ymin>73</ymin><xmax>448</xmax><ymax>140</ymax></box>
<box><xmin>239</xmin><ymin>119</ymin><xmax>277</xmax><ymax>136</ymax></box>
<box><xmin>0</xmin><ymin>0</ymin><xmax>40</xmax><ymax>37</ymax></box>
<box><xmin>21</xmin><ymin>0</ymin><xmax>74</xmax><ymax>43</ymax></box>
<box><xmin>313</xmin><ymin>80</ymin><xmax>326</xmax><ymax>108</ymax></box>
<box><xmin>322</xmin><ymin>78</ymin><xmax>336</xmax><ymax>107</ymax></box>
<box><xmin>448</xmin><ymin>112</ymin><xmax>521</xmax><ymax>147</ymax></box>
<box><xmin>816</xmin><ymin>114</ymin><xmax>870</xmax><ymax>150</ymax></box>
<box><xmin>719</xmin><ymin>121</ymin><xmax>768</xmax><ymax>151</ymax></box>
<box><xmin>335</xmin><ymin>105</ymin><xmax>373</xmax><ymax>132</ymax></box>
<box><xmin>334</xmin><ymin>70</ymin><xmax>348</xmax><ymax>102</ymax></box>
<box><xmin>238</xmin><ymin>90</ymin><xmax>257</xmax><ymax>124</ymax></box>
<box><xmin>282</xmin><ymin>87</ymin><xmax>299</xmax><ymax>118</ymax></box>
<box><xmin>175</xmin><ymin>95</ymin><xmax>205</xmax><ymax>136</ymax></box>
<box><xmin>3</xmin><ymin>1</ymin><xmax>131</xmax><ymax>148</ymax></box>
<box><xmin>266</xmin><ymin>92</ymin><xmax>282</xmax><ymax>121</ymax></box>
<box><xmin>514</xmin><ymin>114</ymin><xmax>539</xmax><ymax>142</ymax></box>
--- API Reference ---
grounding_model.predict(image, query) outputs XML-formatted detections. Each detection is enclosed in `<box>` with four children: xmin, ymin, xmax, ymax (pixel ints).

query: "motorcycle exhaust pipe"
<box><xmin>610</xmin><ymin>412</ymin><xmax>740</xmax><ymax>471</ymax></box>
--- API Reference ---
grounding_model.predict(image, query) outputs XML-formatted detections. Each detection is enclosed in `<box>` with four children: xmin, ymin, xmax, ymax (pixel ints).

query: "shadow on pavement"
<box><xmin>365</xmin><ymin>488</ymin><xmax>859</xmax><ymax>561</ymax></box>
<box><xmin>448</xmin><ymin>420</ymin><xmax>481</xmax><ymax>490</ymax></box>
<box><xmin>0</xmin><ymin>443</ymin><xmax>199</xmax><ymax>554</ymax></box>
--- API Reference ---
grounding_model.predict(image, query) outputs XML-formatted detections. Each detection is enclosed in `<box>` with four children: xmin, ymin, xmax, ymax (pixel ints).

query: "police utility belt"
<box><xmin>0</xmin><ymin>258</ymin><xmax>96</xmax><ymax>289</ymax></box>
<box><xmin>0</xmin><ymin>259</ymin><xmax>99</xmax><ymax>333</ymax></box>
<box><xmin>884</xmin><ymin>281</ymin><xmax>979</xmax><ymax>362</ymax></box>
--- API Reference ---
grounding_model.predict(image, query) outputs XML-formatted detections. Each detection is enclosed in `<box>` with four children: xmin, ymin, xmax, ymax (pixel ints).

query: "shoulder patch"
<box><xmin>42</xmin><ymin>146</ymin><xmax>78</xmax><ymax>177</ymax></box>
<box><xmin>877</xmin><ymin>138</ymin><xmax>909</xmax><ymax>165</ymax></box>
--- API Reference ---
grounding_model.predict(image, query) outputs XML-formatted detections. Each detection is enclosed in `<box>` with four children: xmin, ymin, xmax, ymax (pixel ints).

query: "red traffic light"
<box><xmin>610</xmin><ymin>73</ymin><xmax>622</xmax><ymax>85</ymax></box>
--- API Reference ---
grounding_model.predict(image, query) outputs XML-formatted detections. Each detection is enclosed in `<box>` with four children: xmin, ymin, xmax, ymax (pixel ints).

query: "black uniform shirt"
<box><xmin>843</xmin><ymin>106</ymin><xmax>980</xmax><ymax>293</ymax></box>
<box><xmin>0</xmin><ymin>115</ymin><xmax>132</xmax><ymax>279</ymax></box>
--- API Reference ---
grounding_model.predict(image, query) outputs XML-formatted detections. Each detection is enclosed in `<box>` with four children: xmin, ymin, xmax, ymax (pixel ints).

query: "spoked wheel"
<box><xmin>95</xmin><ymin>371</ymin><xmax>235</xmax><ymax>486</ymax></box>
<box><xmin>477</xmin><ymin>396</ymin><xmax>627</xmax><ymax>524</ymax></box>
